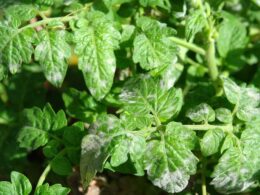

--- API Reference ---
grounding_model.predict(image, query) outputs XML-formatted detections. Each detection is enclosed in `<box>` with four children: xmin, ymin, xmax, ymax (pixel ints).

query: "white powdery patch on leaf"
<box><xmin>152</xmin><ymin>170</ymin><xmax>189</xmax><ymax>193</ymax></box>
<box><xmin>47</xmin><ymin>71</ymin><xmax>63</xmax><ymax>85</ymax></box>
<box><xmin>8</xmin><ymin>63</ymin><xmax>20</xmax><ymax>73</ymax></box>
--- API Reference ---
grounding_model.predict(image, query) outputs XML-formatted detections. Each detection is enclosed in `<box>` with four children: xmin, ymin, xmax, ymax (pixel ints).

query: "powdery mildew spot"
<box><xmin>152</xmin><ymin>170</ymin><xmax>189</xmax><ymax>193</ymax></box>
<box><xmin>48</xmin><ymin>71</ymin><xmax>63</xmax><ymax>84</ymax></box>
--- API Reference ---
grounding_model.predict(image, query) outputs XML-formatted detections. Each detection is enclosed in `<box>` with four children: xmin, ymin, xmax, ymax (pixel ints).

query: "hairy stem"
<box><xmin>184</xmin><ymin>124</ymin><xmax>233</xmax><ymax>132</ymax></box>
<box><xmin>36</xmin><ymin>164</ymin><xmax>51</xmax><ymax>188</ymax></box>
<box><xmin>170</xmin><ymin>37</ymin><xmax>206</xmax><ymax>56</ymax></box>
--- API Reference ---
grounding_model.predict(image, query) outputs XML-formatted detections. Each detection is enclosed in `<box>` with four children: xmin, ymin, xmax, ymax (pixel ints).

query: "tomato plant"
<box><xmin>0</xmin><ymin>0</ymin><xmax>259</xmax><ymax>194</ymax></box>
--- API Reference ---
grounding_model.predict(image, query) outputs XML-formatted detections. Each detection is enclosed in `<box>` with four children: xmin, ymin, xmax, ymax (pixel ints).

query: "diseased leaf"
<box><xmin>73</xmin><ymin>11</ymin><xmax>121</xmax><ymax>100</ymax></box>
<box><xmin>144</xmin><ymin>122</ymin><xmax>198</xmax><ymax>193</ymax></box>
<box><xmin>222</xmin><ymin>77</ymin><xmax>260</xmax><ymax>121</ymax></box>
<box><xmin>0</xmin><ymin>24</ymin><xmax>35</xmax><ymax>74</ymax></box>
<box><xmin>80</xmin><ymin>114</ymin><xmax>148</xmax><ymax>186</ymax></box>
<box><xmin>4</xmin><ymin>4</ymin><xmax>36</xmax><ymax>27</ymax></box>
<box><xmin>186</xmin><ymin>103</ymin><xmax>215</xmax><ymax>123</ymax></box>
<box><xmin>133</xmin><ymin>17</ymin><xmax>178</xmax><ymax>70</ymax></box>
<box><xmin>80</xmin><ymin>135</ymin><xmax>108</xmax><ymax>188</ymax></box>
<box><xmin>200</xmin><ymin>129</ymin><xmax>225</xmax><ymax>156</ymax></box>
<box><xmin>215</xmin><ymin>108</ymin><xmax>232</xmax><ymax>124</ymax></box>
<box><xmin>211</xmin><ymin>118</ymin><xmax>260</xmax><ymax>193</ymax></box>
<box><xmin>120</xmin><ymin>76</ymin><xmax>183</xmax><ymax>122</ymax></box>
<box><xmin>35</xmin><ymin>30</ymin><xmax>71</xmax><ymax>87</ymax></box>
<box><xmin>109</xmin><ymin>133</ymin><xmax>146</xmax><ymax>167</ymax></box>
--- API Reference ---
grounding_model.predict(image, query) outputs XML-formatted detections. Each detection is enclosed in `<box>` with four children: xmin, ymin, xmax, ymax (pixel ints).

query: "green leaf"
<box><xmin>133</xmin><ymin>17</ymin><xmax>178</xmax><ymax>70</ymax></box>
<box><xmin>35</xmin><ymin>30</ymin><xmax>71</xmax><ymax>87</ymax></box>
<box><xmin>217</xmin><ymin>13</ymin><xmax>248</xmax><ymax>58</ymax></box>
<box><xmin>35</xmin><ymin>184</ymin><xmax>70</xmax><ymax>195</ymax></box>
<box><xmin>144</xmin><ymin>122</ymin><xmax>198</xmax><ymax>193</ymax></box>
<box><xmin>0</xmin><ymin>181</ymin><xmax>15</xmax><ymax>194</ymax></box>
<box><xmin>150</xmin><ymin>63</ymin><xmax>184</xmax><ymax>89</ymax></box>
<box><xmin>73</xmin><ymin>11</ymin><xmax>121</xmax><ymax>100</ymax></box>
<box><xmin>11</xmin><ymin>171</ymin><xmax>32</xmax><ymax>195</ymax></box>
<box><xmin>63</xmin><ymin>122</ymin><xmax>84</xmax><ymax>146</ymax></box>
<box><xmin>0</xmin><ymin>24</ymin><xmax>35</xmax><ymax>74</ymax></box>
<box><xmin>220</xmin><ymin>134</ymin><xmax>238</xmax><ymax>153</ymax></box>
<box><xmin>121</xmin><ymin>24</ymin><xmax>136</xmax><ymax>43</ymax></box>
<box><xmin>200</xmin><ymin>129</ymin><xmax>225</xmax><ymax>156</ymax></box>
<box><xmin>0</xmin><ymin>171</ymin><xmax>32</xmax><ymax>195</ymax></box>
<box><xmin>62</xmin><ymin>88</ymin><xmax>104</xmax><ymax>122</ymax></box>
<box><xmin>120</xmin><ymin>76</ymin><xmax>183</xmax><ymax>122</ymax></box>
<box><xmin>222</xmin><ymin>77</ymin><xmax>240</xmax><ymax>104</ymax></box>
<box><xmin>186</xmin><ymin>103</ymin><xmax>215</xmax><ymax>123</ymax></box>
<box><xmin>51</xmin><ymin>155</ymin><xmax>72</xmax><ymax>176</ymax></box>
<box><xmin>185</xmin><ymin>10</ymin><xmax>207</xmax><ymax>41</ymax></box>
<box><xmin>43</xmin><ymin>140</ymin><xmax>60</xmax><ymax>158</ymax></box>
<box><xmin>215</xmin><ymin>108</ymin><xmax>232</xmax><ymax>124</ymax></box>
<box><xmin>18</xmin><ymin>103</ymin><xmax>67</xmax><ymax>150</ymax></box>
<box><xmin>211</xmin><ymin>118</ymin><xmax>260</xmax><ymax>193</ymax></box>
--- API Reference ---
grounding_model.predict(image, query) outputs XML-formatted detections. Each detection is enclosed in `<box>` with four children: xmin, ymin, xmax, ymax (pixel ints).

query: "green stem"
<box><xmin>36</xmin><ymin>164</ymin><xmax>51</xmax><ymax>188</ymax></box>
<box><xmin>201</xmin><ymin>160</ymin><xmax>207</xmax><ymax>195</ymax></box>
<box><xmin>232</xmin><ymin>102</ymin><xmax>239</xmax><ymax>117</ymax></box>
<box><xmin>170</xmin><ymin>37</ymin><xmax>206</xmax><ymax>56</ymax></box>
<box><xmin>205</xmin><ymin>38</ymin><xmax>218</xmax><ymax>81</ymax></box>
<box><xmin>19</xmin><ymin>15</ymin><xmax>77</xmax><ymax>32</ymax></box>
<box><xmin>184</xmin><ymin>124</ymin><xmax>233</xmax><ymax>132</ymax></box>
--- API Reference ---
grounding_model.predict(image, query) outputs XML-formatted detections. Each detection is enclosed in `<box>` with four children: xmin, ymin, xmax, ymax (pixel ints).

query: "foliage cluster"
<box><xmin>0</xmin><ymin>0</ymin><xmax>259</xmax><ymax>194</ymax></box>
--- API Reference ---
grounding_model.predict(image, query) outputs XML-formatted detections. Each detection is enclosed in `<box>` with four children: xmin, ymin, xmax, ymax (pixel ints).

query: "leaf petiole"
<box><xmin>170</xmin><ymin>37</ymin><xmax>206</xmax><ymax>56</ymax></box>
<box><xmin>36</xmin><ymin>164</ymin><xmax>51</xmax><ymax>188</ymax></box>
